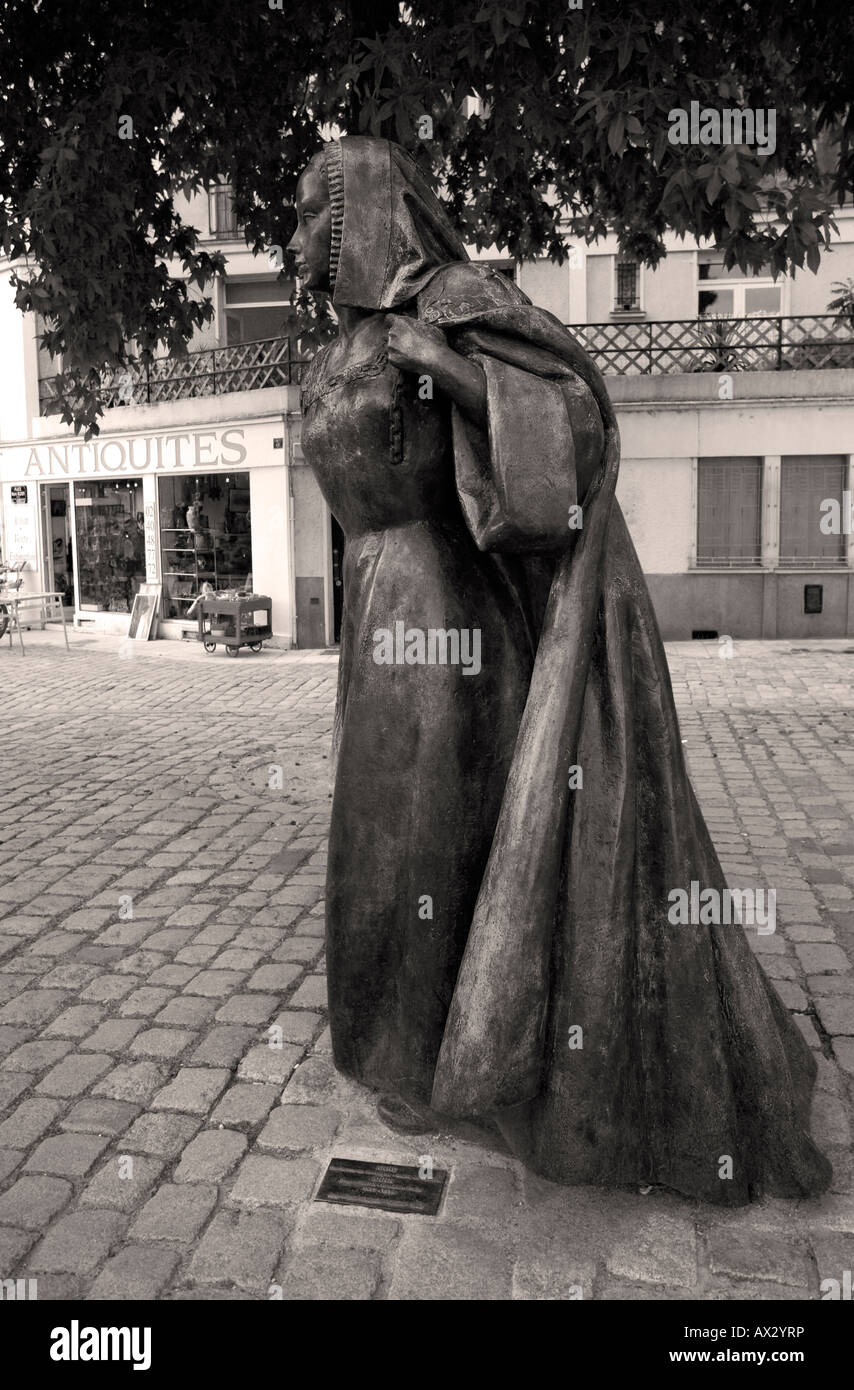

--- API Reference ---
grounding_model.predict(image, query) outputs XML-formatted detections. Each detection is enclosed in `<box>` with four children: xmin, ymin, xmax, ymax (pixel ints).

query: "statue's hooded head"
<box><xmin>302</xmin><ymin>137</ymin><xmax>469</xmax><ymax>310</ymax></box>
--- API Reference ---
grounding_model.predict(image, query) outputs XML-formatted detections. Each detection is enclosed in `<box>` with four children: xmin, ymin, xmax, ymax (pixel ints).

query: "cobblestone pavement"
<box><xmin>0</xmin><ymin>630</ymin><xmax>853</xmax><ymax>1301</ymax></box>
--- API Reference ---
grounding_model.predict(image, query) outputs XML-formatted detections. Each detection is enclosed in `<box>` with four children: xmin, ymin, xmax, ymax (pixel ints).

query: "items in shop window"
<box><xmin>185</xmin><ymin>581</ymin><xmax>216</xmax><ymax>619</ymax></box>
<box><xmin>159</xmin><ymin>471</ymin><xmax>253</xmax><ymax>620</ymax></box>
<box><xmin>74</xmin><ymin>492</ymin><xmax>145</xmax><ymax>612</ymax></box>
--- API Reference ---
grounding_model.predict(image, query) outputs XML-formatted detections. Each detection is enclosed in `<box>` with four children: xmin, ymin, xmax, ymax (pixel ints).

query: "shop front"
<box><xmin>0</xmin><ymin>419</ymin><xmax>297</xmax><ymax>644</ymax></box>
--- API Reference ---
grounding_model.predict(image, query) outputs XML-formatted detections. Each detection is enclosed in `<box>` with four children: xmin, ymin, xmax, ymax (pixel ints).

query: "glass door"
<box><xmin>41</xmin><ymin>483</ymin><xmax>75</xmax><ymax>612</ymax></box>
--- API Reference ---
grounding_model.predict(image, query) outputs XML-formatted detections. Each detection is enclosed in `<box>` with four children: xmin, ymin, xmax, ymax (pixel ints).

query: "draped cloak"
<box><xmin>300</xmin><ymin>137</ymin><xmax>832</xmax><ymax>1205</ymax></box>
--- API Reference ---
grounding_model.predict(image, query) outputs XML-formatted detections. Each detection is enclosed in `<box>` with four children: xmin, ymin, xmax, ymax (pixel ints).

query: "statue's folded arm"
<box><xmin>450</xmin><ymin>350</ymin><xmax>605</xmax><ymax>555</ymax></box>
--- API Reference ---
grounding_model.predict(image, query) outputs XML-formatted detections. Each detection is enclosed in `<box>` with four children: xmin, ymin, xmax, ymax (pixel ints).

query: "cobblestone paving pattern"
<box><xmin>0</xmin><ymin>632</ymin><xmax>852</xmax><ymax>1300</ymax></box>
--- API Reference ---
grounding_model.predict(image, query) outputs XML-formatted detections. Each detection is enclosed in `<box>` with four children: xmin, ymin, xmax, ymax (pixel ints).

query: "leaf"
<box><xmin>608</xmin><ymin>114</ymin><xmax>625</xmax><ymax>155</ymax></box>
<box><xmin>707</xmin><ymin>168</ymin><xmax>723</xmax><ymax>204</ymax></box>
<box><xmin>661</xmin><ymin>170</ymin><xmax>686</xmax><ymax>202</ymax></box>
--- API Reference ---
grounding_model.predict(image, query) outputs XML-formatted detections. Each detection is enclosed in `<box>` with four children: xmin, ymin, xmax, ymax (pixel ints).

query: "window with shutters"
<box><xmin>696</xmin><ymin>457</ymin><xmax>762</xmax><ymax>567</ymax></box>
<box><xmin>613</xmin><ymin>256</ymin><xmax>642</xmax><ymax>313</ymax></box>
<box><xmin>209</xmin><ymin>184</ymin><xmax>242</xmax><ymax>239</ymax></box>
<box><xmin>779</xmin><ymin>455</ymin><xmax>846</xmax><ymax>567</ymax></box>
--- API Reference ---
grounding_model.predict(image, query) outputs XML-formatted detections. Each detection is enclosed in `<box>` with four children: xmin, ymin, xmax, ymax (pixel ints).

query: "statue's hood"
<box><xmin>324</xmin><ymin>137</ymin><xmax>469</xmax><ymax>310</ymax></box>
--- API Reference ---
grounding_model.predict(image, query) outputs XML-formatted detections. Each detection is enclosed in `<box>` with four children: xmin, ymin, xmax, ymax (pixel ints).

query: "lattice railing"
<box><xmin>38</xmin><ymin>335</ymin><xmax>299</xmax><ymax>413</ymax></box>
<box><xmin>571</xmin><ymin>314</ymin><xmax>854</xmax><ymax>375</ymax></box>
<box><xmin>37</xmin><ymin>315</ymin><xmax>854</xmax><ymax>414</ymax></box>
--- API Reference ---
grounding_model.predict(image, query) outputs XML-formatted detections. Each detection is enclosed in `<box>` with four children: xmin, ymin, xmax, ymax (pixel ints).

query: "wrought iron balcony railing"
<box><xmin>37</xmin><ymin>314</ymin><xmax>854</xmax><ymax>415</ymax></box>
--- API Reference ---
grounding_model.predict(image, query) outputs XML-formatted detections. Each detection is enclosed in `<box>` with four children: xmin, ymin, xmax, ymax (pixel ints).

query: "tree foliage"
<box><xmin>1</xmin><ymin>0</ymin><xmax>851</xmax><ymax>432</ymax></box>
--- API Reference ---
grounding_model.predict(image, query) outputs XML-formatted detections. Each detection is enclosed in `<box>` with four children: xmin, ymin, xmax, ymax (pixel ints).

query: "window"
<box><xmin>224</xmin><ymin>277</ymin><xmax>296</xmax><ymax>346</ymax></box>
<box><xmin>209</xmin><ymin>184</ymin><xmax>241</xmax><ymax>239</ymax></box>
<box><xmin>779</xmin><ymin>455</ymin><xmax>846</xmax><ymax>568</ymax></box>
<box><xmin>613</xmin><ymin>256</ymin><xmax>641</xmax><ymax>313</ymax></box>
<box><xmin>697</xmin><ymin>457</ymin><xmax>762</xmax><ymax>567</ymax></box>
<box><xmin>35</xmin><ymin>311</ymin><xmax>62</xmax><ymax>381</ymax></box>
<box><xmin>74</xmin><ymin>480</ymin><xmax>146</xmax><ymax>611</ymax></box>
<box><xmin>159</xmin><ymin>472</ymin><xmax>253</xmax><ymax>620</ymax></box>
<box><xmin>697</xmin><ymin>252</ymin><xmax>782</xmax><ymax>318</ymax></box>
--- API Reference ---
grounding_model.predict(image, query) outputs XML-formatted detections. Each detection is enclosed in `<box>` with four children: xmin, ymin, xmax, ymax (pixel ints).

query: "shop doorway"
<box><xmin>40</xmin><ymin>483</ymin><xmax>75</xmax><ymax>612</ymax></box>
<box><xmin>331</xmin><ymin>516</ymin><xmax>344</xmax><ymax>644</ymax></box>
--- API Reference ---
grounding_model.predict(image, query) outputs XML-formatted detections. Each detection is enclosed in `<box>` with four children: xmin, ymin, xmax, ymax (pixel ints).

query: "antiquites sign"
<box><xmin>7</xmin><ymin>427</ymin><xmax>248</xmax><ymax>479</ymax></box>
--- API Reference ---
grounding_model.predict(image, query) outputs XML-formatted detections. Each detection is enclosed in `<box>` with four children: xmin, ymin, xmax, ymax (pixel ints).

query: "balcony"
<box><xmin>37</xmin><ymin>314</ymin><xmax>854</xmax><ymax>416</ymax></box>
<box><xmin>572</xmin><ymin>313</ymin><xmax>854</xmax><ymax>375</ymax></box>
<box><xmin>38</xmin><ymin>336</ymin><xmax>298</xmax><ymax>414</ymax></box>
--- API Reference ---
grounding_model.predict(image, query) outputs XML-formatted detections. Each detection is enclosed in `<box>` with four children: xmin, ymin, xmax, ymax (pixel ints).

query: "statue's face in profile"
<box><xmin>287</xmin><ymin>164</ymin><xmax>332</xmax><ymax>293</ymax></box>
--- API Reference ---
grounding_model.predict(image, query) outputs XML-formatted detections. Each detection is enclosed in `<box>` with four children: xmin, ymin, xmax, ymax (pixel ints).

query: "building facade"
<box><xmin>3</xmin><ymin>185</ymin><xmax>854</xmax><ymax>644</ymax></box>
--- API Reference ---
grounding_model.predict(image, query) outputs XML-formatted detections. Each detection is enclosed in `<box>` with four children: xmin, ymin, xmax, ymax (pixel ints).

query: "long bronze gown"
<box><xmin>299</xmin><ymin>136</ymin><xmax>832</xmax><ymax>1205</ymax></box>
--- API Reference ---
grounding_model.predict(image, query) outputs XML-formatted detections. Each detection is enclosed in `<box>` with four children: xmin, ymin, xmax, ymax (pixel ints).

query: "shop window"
<box><xmin>779</xmin><ymin>455</ymin><xmax>846</xmax><ymax>568</ymax></box>
<box><xmin>74</xmin><ymin>480</ymin><xmax>146</xmax><ymax>611</ymax></box>
<box><xmin>696</xmin><ymin>457</ymin><xmax>762</xmax><ymax>567</ymax></box>
<box><xmin>159</xmin><ymin>472</ymin><xmax>253</xmax><ymax>621</ymax></box>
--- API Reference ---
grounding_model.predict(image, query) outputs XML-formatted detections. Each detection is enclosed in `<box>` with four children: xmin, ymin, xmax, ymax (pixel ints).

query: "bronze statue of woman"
<box><xmin>288</xmin><ymin>136</ymin><xmax>831</xmax><ymax>1204</ymax></box>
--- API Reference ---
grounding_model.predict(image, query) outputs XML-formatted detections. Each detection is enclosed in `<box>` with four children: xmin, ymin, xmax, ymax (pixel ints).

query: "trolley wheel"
<box><xmin>0</xmin><ymin>605</ymin><xmax>7</xmax><ymax>640</ymax></box>
<box><xmin>248</xmin><ymin>642</ymin><xmax>262</xmax><ymax>652</ymax></box>
<box><xmin>203</xmin><ymin>641</ymin><xmax>217</xmax><ymax>654</ymax></box>
<box><xmin>225</xmin><ymin>645</ymin><xmax>240</xmax><ymax>657</ymax></box>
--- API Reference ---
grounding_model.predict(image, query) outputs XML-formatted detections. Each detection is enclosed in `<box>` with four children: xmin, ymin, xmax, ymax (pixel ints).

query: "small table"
<box><xmin>4</xmin><ymin>592</ymin><xmax>70</xmax><ymax>655</ymax></box>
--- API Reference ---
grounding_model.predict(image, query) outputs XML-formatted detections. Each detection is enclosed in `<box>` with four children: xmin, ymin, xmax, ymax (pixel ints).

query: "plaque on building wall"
<box><xmin>10</xmin><ymin>485</ymin><xmax>28</xmax><ymax>503</ymax></box>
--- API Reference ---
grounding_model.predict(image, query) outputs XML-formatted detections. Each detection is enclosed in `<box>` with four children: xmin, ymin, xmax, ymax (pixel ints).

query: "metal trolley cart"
<box><xmin>197</xmin><ymin>594</ymin><xmax>272</xmax><ymax>657</ymax></box>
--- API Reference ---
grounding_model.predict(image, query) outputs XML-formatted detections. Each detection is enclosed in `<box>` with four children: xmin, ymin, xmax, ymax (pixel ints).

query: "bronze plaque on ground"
<box><xmin>314</xmin><ymin>1158</ymin><xmax>448</xmax><ymax>1215</ymax></box>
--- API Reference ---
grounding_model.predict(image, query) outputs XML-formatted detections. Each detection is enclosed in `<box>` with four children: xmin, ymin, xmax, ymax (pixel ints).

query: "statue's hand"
<box><xmin>385</xmin><ymin>314</ymin><xmax>448</xmax><ymax>375</ymax></box>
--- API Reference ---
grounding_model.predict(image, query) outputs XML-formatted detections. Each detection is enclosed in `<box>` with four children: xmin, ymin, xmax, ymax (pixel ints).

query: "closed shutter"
<box><xmin>779</xmin><ymin>455</ymin><xmax>846</xmax><ymax>567</ymax></box>
<box><xmin>697</xmin><ymin>457</ymin><xmax>762</xmax><ymax>567</ymax></box>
